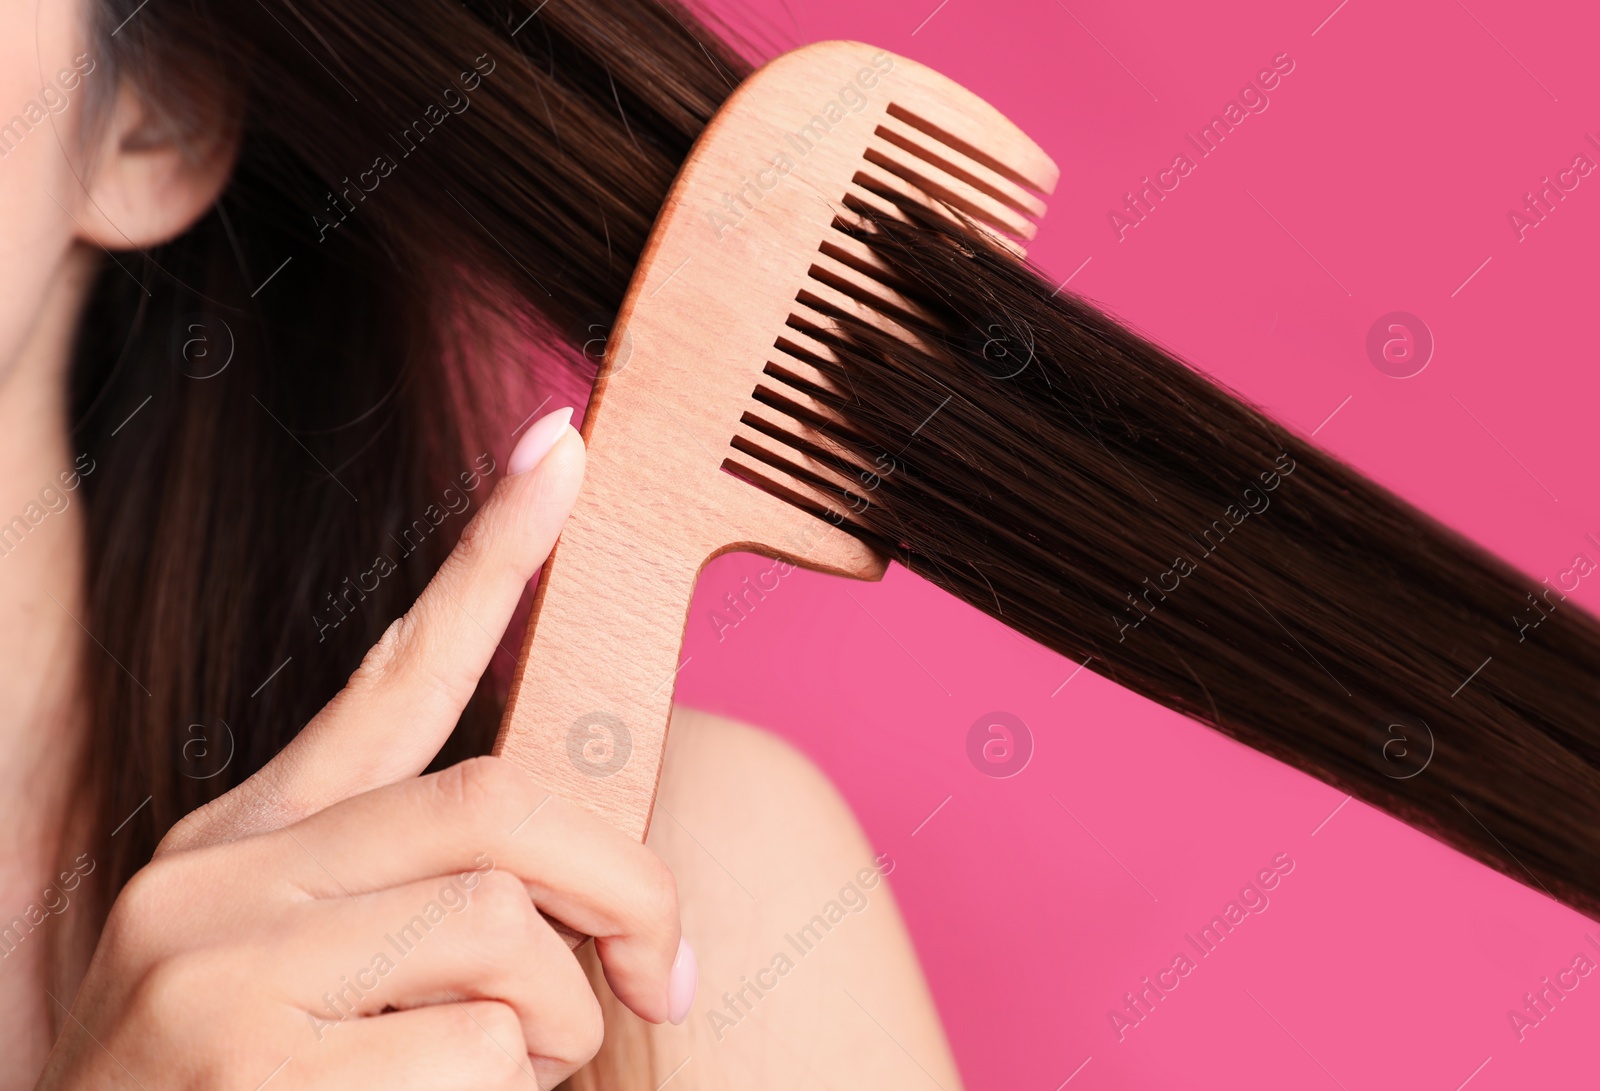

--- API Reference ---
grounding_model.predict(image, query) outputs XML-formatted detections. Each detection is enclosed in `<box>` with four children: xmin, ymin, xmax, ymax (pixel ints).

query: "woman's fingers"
<box><xmin>283</xmin><ymin>870</ymin><xmax>603</xmax><ymax>1082</ymax></box>
<box><xmin>271</xmin><ymin>756</ymin><xmax>681</xmax><ymax>1023</ymax></box>
<box><xmin>298</xmin><ymin>414</ymin><xmax>583</xmax><ymax>794</ymax></box>
<box><xmin>306</xmin><ymin>1000</ymin><xmax>546</xmax><ymax>1090</ymax></box>
<box><xmin>161</xmin><ymin>409</ymin><xmax>584</xmax><ymax>853</ymax></box>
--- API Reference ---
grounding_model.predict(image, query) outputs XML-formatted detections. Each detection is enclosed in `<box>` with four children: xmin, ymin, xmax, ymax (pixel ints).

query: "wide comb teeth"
<box><xmin>723</xmin><ymin>78</ymin><xmax>1055</xmax><ymax>535</ymax></box>
<box><xmin>842</xmin><ymin>99</ymin><xmax>1052</xmax><ymax>259</ymax></box>
<box><xmin>495</xmin><ymin>42</ymin><xmax>1057</xmax><ymax>864</ymax></box>
<box><xmin>876</xmin><ymin>107</ymin><xmax>1050</xmax><ymax>219</ymax></box>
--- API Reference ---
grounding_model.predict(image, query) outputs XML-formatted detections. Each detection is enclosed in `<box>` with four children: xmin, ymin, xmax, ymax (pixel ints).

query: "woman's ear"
<box><xmin>74</xmin><ymin>80</ymin><xmax>239</xmax><ymax>251</ymax></box>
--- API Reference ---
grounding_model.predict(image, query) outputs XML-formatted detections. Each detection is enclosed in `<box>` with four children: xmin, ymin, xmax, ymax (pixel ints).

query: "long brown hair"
<box><xmin>80</xmin><ymin>0</ymin><xmax>749</xmax><ymax>882</ymax></box>
<box><xmin>65</xmin><ymin>0</ymin><xmax>1600</xmax><ymax>1084</ymax></box>
<box><xmin>800</xmin><ymin>209</ymin><xmax>1600</xmax><ymax>917</ymax></box>
<box><xmin>76</xmin><ymin>0</ymin><xmax>750</xmax><ymax>1082</ymax></box>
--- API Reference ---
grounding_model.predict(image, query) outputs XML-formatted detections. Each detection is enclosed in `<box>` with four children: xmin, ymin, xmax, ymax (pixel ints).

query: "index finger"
<box><xmin>163</xmin><ymin>408</ymin><xmax>584</xmax><ymax>852</ymax></box>
<box><xmin>262</xmin><ymin>755</ymin><xmax>682</xmax><ymax>1024</ymax></box>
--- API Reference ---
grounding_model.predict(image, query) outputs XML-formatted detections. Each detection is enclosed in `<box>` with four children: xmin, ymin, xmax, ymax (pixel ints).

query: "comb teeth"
<box><xmin>884</xmin><ymin>101</ymin><xmax>1055</xmax><ymax>196</ymax></box>
<box><xmin>873</xmin><ymin>113</ymin><xmax>1049</xmax><ymax>220</ymax></box>
<box><xmin>723</xmin><ymin>95</ymin><xmax>1052</xmax><ymax>531</ymax></box>
<box><xmin>495</xmin><ymin>42</ymin><xmax>1057</xmax><ymax>866</ymax></box>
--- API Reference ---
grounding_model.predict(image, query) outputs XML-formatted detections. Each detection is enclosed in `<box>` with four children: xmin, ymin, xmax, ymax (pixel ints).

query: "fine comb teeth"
<box><xmin>494</xmin><ymin>41</ymin><xmax>1058</xmax><ymax>872</ymax></box>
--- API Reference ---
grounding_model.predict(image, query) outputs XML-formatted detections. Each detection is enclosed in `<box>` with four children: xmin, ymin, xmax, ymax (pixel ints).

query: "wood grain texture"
<box><xmin>493</xmin><ymin>42</ymin><xmax>1057</xmax><ymax>903</ymax></box>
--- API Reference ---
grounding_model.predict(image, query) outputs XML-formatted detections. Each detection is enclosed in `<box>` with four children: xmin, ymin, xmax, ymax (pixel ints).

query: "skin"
<box><xmin>0</xmin><ymin>1</ymin><xmax>964</xmax><ymax>1087</ymax></box>
<box><xmin>640</xmin><ymin>708</ymin><xmax>965</xmax><ymax>1090</ymax></box>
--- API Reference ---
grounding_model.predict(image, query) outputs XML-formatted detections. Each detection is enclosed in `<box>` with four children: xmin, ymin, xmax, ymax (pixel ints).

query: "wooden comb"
<box><xmin>492</xmin><ymin>40</ymin><xmax>1057</xmax><ymax>900</ymax></box>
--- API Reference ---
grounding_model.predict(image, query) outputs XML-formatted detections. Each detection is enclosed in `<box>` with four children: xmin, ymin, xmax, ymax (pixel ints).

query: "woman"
<box><xmin>3</xmin><ymin>0</ymin><xmax>963</xmax><ymax>1086</ymax></box>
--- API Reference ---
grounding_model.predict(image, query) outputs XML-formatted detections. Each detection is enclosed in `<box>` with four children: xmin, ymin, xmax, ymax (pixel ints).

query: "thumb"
<box><xmin>160</xmin><ymin>407</ymin><xmax>585</xmax><ymax>854</ymax></box>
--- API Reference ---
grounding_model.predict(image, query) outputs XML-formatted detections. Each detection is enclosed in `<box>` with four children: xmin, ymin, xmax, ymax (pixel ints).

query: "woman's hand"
<box><xmin>36</xmin><ymin>408</ymin><xmax>692</xmax><ymax>1089</ymax></box>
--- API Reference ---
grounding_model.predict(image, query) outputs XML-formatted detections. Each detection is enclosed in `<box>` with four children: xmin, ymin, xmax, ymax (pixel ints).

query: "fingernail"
<box><xmin>668</xmin><ymin>936</ymin><xmax>697</xmax><ymax>1025</ymax></box>
<box><xmin>508</xmin><ymin>406</ymin><xmax>575</xmax><ymax>475</ymax></box>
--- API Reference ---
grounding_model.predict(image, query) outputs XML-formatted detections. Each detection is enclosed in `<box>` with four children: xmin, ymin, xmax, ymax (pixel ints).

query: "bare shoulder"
<box><xmin>655</xmin><ymin>705</ymin><xmax>866</xmax><ymax>861</ymax></box>
<box><xmin>636</xmin><ymin>706</ymin><xmax>964</xmax><ymax>1091</ymax></box>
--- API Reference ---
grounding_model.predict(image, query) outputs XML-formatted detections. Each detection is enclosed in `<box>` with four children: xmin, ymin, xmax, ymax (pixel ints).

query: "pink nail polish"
<box><xmin>508</xmin><ymin>406</ymin><xmax>575</xmax><ymax>475</ymax></box>
<box><xmin>668</xmin><ymin>936</ymin><xmax>697</xmax><ymax>1024</ymax></box>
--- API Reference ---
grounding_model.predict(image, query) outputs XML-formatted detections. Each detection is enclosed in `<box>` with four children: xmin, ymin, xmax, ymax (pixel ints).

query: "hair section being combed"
<box><xmin>794</xmin><ymin>208</ymin><xmax>1600</xmax><ymax>917</ymax></box>
<box><xmin>65</xmin><ymin>0</ymin><xmax>1600</xmax><ymax>1086</ymax></box>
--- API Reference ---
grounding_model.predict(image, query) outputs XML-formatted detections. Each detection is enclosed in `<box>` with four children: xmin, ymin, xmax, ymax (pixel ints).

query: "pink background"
<box><xmin>672</xmin><ymin>1</ymin><xmax>1600</xmax><ymax>1087</ymax></box>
